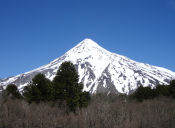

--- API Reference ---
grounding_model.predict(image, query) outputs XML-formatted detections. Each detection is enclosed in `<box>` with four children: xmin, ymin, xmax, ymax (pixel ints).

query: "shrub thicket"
<box><xmin>0</xmin><ymin>95</ymin><xmax>175</xmax><ymax>128</ymax></box>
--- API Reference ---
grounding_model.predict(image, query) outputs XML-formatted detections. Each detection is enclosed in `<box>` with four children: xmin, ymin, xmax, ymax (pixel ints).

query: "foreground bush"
<box><xmin>0</xmin><ymin>94</ymin><xmax>175</xmax><ymax>128</ymax></box>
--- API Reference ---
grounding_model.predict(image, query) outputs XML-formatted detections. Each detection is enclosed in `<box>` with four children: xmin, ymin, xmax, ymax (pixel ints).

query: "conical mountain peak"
<box><xmin>66</xmin><ymin>38</ymin><xmax>107</xmax><ymax>56</ymax></box>
<box><xmin>81</xmin><ymin>38</ymin><xmax>99</xmax><ymax>46</ymax></box>
<box><xmin>1</xmin><ymin>39</ymin><xmax>175</xmax><ymax>94</ymax></box>
<box><xmin>75</xmin><ymin>38</ymin><xmax>102</xmax><ymax>50</ymax></box>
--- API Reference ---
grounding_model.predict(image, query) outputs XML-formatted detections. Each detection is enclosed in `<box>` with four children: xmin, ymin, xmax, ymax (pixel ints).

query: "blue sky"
<box><xmin>0</xmin><ymin>0</ymin><xmax>175</xmax><ymax>78</ymax></box>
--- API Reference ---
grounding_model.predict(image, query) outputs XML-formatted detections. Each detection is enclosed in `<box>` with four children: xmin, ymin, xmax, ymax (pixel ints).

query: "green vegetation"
<box><xmin>3</xmin><ymin>84</ymin><xmax>22</xmax><ymax>100</ymax></box>
<box><xmin>23</xmin><ymin>73</ymin><xmax>53</xmax><ymax>103</ymax></box>
<box><xmin>131</xmin><ymin>80</ymin><xmax>175</xmax><ymax>101</ymax></box>
<box><xmin>52</xmin><ymin>61</ymin><xmax>90</xmax><ymax>112</ymax></box>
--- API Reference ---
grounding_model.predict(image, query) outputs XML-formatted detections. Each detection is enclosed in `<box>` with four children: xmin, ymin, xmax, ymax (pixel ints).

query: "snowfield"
<box><xmin>1</xmin><ymin>38</ymin><xmax>175</xmax><ymax>94</ymax></box>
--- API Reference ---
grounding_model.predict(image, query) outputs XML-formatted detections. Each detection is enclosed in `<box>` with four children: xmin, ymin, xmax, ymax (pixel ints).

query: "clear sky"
<box><xmin>0</xmin><ymin>0</ymin><xmax>175</xmax><ymax>78</ymax></box>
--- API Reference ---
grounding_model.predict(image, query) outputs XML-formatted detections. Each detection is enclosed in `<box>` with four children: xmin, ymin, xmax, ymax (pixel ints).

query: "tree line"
<box><xmin>131</xmin><ymin>80</ymin><xmax>175</xmax><ymax>101</ymax></box>
<box><xmin>2</xmin><ymin>61</ymin><xmax>90</xmax><ymax>112</ymax></box>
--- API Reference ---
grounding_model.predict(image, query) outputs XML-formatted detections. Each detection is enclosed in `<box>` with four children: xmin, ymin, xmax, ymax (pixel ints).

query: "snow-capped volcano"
<box><xmin>0</xmin><ymin>39</ymin><xmax>175</xmax><ymax>94</ymax></box>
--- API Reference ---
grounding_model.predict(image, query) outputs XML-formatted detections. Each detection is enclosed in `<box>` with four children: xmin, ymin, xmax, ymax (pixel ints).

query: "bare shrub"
<box><xmin>0</xmin><ymin>94</ymin><xmax>175</xmax><ymax>128</ymax></box>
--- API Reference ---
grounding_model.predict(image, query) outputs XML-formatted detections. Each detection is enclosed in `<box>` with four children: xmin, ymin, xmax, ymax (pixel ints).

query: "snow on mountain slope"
<box><xmin>0</xmin><ymin>39</ymin><xmax>175</xmax><ymax>94</ymax></box>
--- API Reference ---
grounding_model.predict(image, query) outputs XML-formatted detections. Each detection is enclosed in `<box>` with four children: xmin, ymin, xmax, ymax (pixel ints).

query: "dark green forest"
<box><xmin>0</xmin><ymin>61</ymin><xmax>175</xmax><ymax>128</ymax></box>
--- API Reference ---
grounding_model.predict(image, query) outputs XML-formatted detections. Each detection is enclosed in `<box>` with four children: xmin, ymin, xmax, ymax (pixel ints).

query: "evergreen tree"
<box><xmin>79</xmin><ymin>91</ymin><xmax>91</xmax><ymax>108</ymax></box>
<box><xmin>131</xmin><ymin>80</ymin><xmax>175</xmax><ymax>102</ymax></box>
<box><xmin>169</xmin><ymin>80</ymin><xmax>175</xmax><ymax>98</ymax></box>
<box><xmin>23</xmin><ymin>83</ymin><xmax>41</xmax><ymax>103</ymax></box>
<box><xmin>53</xmin><ymin>61</ymin><xmax>90</xmax><ymax>112</ymax></box>
<box><xmin>155</xmin><ymin>84</ymin><xmax>170</xmax><ymax>97</ymax></box>
<box><xmin>132</xmin><ymin>85</ymin><xmax>155</xmax><ymax>102</ymax></box>
<box><xmin>4</xmin><ymin>84</ymin><xmax>21</xmax><ymax>99</ymax></box>
<box><xmin>23</xmin><ymin>73</ymin><xmax>52</xmax><ymax>103</ymax></box>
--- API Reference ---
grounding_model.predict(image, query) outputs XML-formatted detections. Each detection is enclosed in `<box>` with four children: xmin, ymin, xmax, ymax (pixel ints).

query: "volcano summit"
<box><xmin>1</xmin><ymin>39</ymin><xmax>175</xmax><ymax>94</ymax></box>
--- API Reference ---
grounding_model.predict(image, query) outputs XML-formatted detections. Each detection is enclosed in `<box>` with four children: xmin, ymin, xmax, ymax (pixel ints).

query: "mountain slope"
<box><xmin>1</xmin><ymin>39</ymin><xmax>175</xmax><ymax>94</ymax></box>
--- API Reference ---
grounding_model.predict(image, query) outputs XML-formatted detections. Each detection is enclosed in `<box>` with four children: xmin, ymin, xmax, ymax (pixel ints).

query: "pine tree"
<box><xmin>79</xmin><ymin>91</ymin><xmax>91</xmax><ymax>108</ymax></box>
<box><xmin>23</xmin><ymin>73</ymin><xmax>52</xmax><ymax>103</ymax></box>
<box><xmin>53</xmin><ymin>61</ymin><xmax>90</xmax><ymax>112</ymax></box>
<box><xmin>155</xmin><ymin>84</ymin><xmax>170</xmax><ymax>97</ymax></box>
<box><xmin>23</xmin><ymin>84</ymin><xmax>41</xmax><ymax>103</ymax></box>
<box><xmin>169</xmin><ymin>80</ymin><xmax>175</xmax><ymax>98</ymax></box>
<box><xmin>132</xmin><ymin>85</ymin><xmax>155</xmax><ymax>102</ymax></box>
<box><xmin>4</xmin><ymin>84</ymin><xmax>22</xmax><ymax>100</ymax></box>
